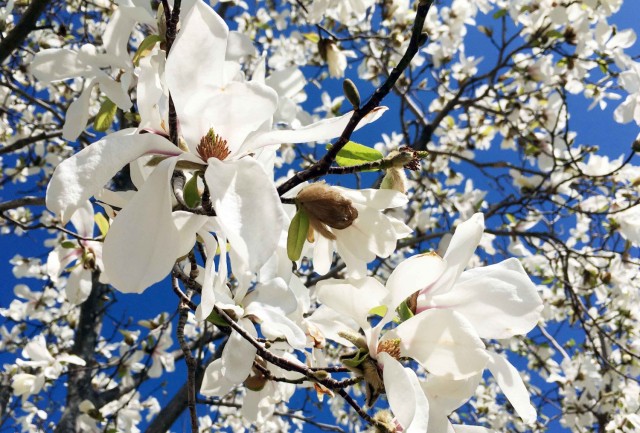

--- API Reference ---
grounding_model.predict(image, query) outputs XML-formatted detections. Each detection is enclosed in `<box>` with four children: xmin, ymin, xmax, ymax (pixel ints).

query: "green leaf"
<box><xmin>61</xmin><ymin>240</ymin><xmax>77</xmax><ymax>249</ymax></box>
<box><xmin>545</xmin><ymin>30</ymin><xmax>563</xmax><ymax>39</ymax></box>
<box><xmin>94</xmin><ymin>213</ymin><xmax>109</xmax><ymax>237</ymax></box>
<box><xmin>397</xmin><ymin>301</ymin><xmax>414</xmax><ymax>322</ymax></box>
<box><xmin>287</xmin><ymin>209</ymin><xmax>310</xmax><ymax>261</ymax></box>
<box><xmin>94</xmin><ymin>98</ymin><xmax>117</xmax><ymax>132</ymax></box>
<box><xmin>132</xmin><ymin>34</ymin><xmax>162</xmax><ymax>66</ymax></box>
<box><xmin>184</xmin><ymin>173</ymin><xmax>201</xmax><ymax>208</ymax></box>
<box><xmin>334</xmin><ymin>141</ymin><xmax>384</xmax><ymax>170</ymax></box>
<box><xmin>302</xmin><ymin>32</ymin><xmax>320</xmax><ymax>44</ymax></box>
<box><xmin>341</xmin><ymin>350</ymin><xmax>369</xmax><ymax>368</ymax></box>
<box><xmin>368</xmin><ymin>305</ymin><xmax>388</xmax><ymax>318</ymax></box>
<box><xmin>493</xmin><ymin>9</ymin><xmax>507</xmax><ymax>19</ymax></box>
<box><xmin>205</xmin><ymin>310</ymin><xmax>230</xmax><ymax>327</ymax></box>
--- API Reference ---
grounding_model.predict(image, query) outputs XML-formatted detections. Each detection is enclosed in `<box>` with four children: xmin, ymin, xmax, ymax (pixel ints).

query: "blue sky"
<box><xmin>1</xmin><ymin>1</ymin><xmax>639</xmax><ymax>432</ymax></box>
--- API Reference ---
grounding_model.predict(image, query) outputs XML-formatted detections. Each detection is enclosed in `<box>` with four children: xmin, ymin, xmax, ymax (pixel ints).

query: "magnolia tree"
<box><xmin>0</xmin><ymin>0</ymin><xmax>639</xmax><ymax>432</ymax></box>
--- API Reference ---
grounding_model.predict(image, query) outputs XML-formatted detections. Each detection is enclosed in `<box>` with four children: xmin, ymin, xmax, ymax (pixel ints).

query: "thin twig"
<box><xmin>276</xmin><ymin>0</ymin><xmax>435</xmax><ymax>196</ymax></box>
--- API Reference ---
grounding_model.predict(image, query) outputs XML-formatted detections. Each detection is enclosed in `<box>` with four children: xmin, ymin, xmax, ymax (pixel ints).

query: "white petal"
<box><xmin>246</xmin><ymin>306</ymin><xmax>307</xmax><ymax>349</ymax></box>
<box><xmin>312</xmin><ymin>234</ymin><xmax>335</xmax><ymax>275</ymax></box>
<box><xmin>46</xmin><ymin>129</ymin><xmax>181</xmax><ymax>223</ymax></box>
<box><xmin>486</xmin><ymin>351</ymin><xmax>537</xmax><ymax>424</ymax></box>
<box><xmin>221</xmin><ymin>318</ymin><xmax>257</xmax><ymax>383</ymax></box>
<box><xmin>316</xmin><ymin>277</ymin><xmax>387</xmax><ymax>330</ymax></box>
<box><xmin>70</xmin><ymin>200</ymin><xmax>95</xmax><ymax>238</ymax></box>
<box><xmin>441</xmin><ymin>213</ymin><xmax>484</xmax><ymax>284</ymax></box>
<box><xmin>378</xmin><ymin>353</ymin><xmax>429</xmax><ymax>433</ymax></box>
<box><xmin>30</xmin><ymin>49</ymin><xmax>88</xmax><ymax>82</ymax></box>
<box><xmin>244</xmin><ymin>278</ymin><xmax>298</xmax><ymax>315</ymax></box>
<box><xmin>226</xmin><ymin>31</ymin><xmax>257</xmax><ymax>60</ymax></box>
<box><xmin>47</xmin><ymin>247</ymin><xmax>81</xmax><ymax>282</ymax></box>
<box><xmin>205</xmin><ymin>158</ymin><xmax>283</xmax><ymax>273</ymax></box>
<box><xmin>175</xmin><ymin>81</ymin><xmax>278</xmax><ymax>154</ymax></box>
<box><xmin>62</xmin><ymin>80</ymin><xmax>96</xmax><ymax>141</ymax></box>
<box><xmin>338</xmin><ymin>187</ymin><xmax>408</xmax><ymax>209</ymax></box>
<box><xmin>265</xmin><ymin>66</ymin><xmax>306</xmax><ymax>99</ymax></box>
<box><xmin>239</xmin><ymin>106</ymin><xmax>388</xmax><ymax>154</ymax></box>
<box><xmin>166</xmin><ymin>0</ymin><xmax>228</xmax><ymax>90</ymax></box>
<box><xmin>422</xmin><ymin>372</ymin><xmax>481</xmax><ymax>415</ymax></box>
<box><xmin>386</xmin><ymin>309</ymin><xmax>489</xmax><ymax>380</ymax></box>
<box><xmin>66</xmin><ymin>267</ymin><xmax>93</xmax><ymax>304</ymax></box>
<box><xmin>385</xmin><ymin>253</ymin><xmax>447</xmax><ymax>311</ymax></box>
<box><xmin>451</xmin><ymin>425</ymin><xmax>495</xmax><ymax>433</ymax></box>
<box><xmin>195</xmin><ymin>230</ymin><xmax>232</xmax><ymax>322</ymax></box>
<box><xmin>102</xmin><ymin>157</ymin><xmax>207</xmax><ymax>293</ymax></box>
<box><xmin>201</xmin><ymin>359</ymin><xmax>237</xmax><ymax>397</ymax></box>
<box><xmin>96</xmin><ymin>72</ymin><xmax>132</xmax><ymax>110</ymax></box>
<box><xmin>429</xmin><ymin>259</ymin><xmax>543</xmax><ymax>339</ymax></box>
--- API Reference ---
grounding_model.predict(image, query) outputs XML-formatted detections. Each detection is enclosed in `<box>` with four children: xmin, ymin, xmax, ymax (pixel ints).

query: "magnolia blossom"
<box><xmin>316</xmin><ymin>213</ymin><xmax>543</xmax><ymax>429</ymax></box>
<box><xmin>200</xmin><ymin>277</ymin><xmax>306</xmax><ymax>397</ymax></box>
<box><xmin>46</xmin><ymin>200</ymin><xmax>103</xmax><ymax>304</ymax></box>
<box><xmin>297</xmin><ymin>184</ymin><xmax>412</xmax><ymax>277</ymax></box>
<box><xmin>45</xmin><ymin>0</ymin><xmax>386</xmax><ymax>294</ymax></box>
<box><xmin>12</xmin><ymin>336</ymin><xmax>86</xmax><ymax>399</ymax></box>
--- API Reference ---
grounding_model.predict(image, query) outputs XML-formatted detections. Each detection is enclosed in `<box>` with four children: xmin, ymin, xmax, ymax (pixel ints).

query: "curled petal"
<box><xmin>46</xmin><ymin>129</ymin><xmax>180</xmax><ymax>223</ymax></box>
<box><xmin>429</xmin><ymin>258</ymin><xmax>543</xmax><ymax>339</ymax></box>
<box><xmin>239</xmin><ymin>106</ymin><xmax>388</xmax><ymax>154</ymax></box>
<box><xmin>440</xmin><ymin>213</ymin><xmax>484</xmax><ymax>287</ymax></box>
<box><xmin>62</xmin><ymin>79</ymin><xmax>96</xmax><ymax>141</ymax></box>
<box><xmin>102</xmin><ymin>157</ymin><xmax>207</xmax><ymax>293</ymax></box>
<box><xmin>486</xmin><ymin>351</ymin><xmax>537</xmax><ymax>425</ymax></box>
<box><xmin>379</xmin><ymin>353</ymin><xmax>429</xmax><ymax>433</ymax></box>
<box><xmin>205</xmin><ymin>158</ymin><xmax>283</xmax><ymax>273</ymax></box>
<box><xmin>386</xmin><ymin>309</ymin><xmax>488</xmax><ymax>380</ymax></box>
<box><xmin>385</xmin><ymin>253</ymin><xmax>447</xmax><ymax>311</ymax></box>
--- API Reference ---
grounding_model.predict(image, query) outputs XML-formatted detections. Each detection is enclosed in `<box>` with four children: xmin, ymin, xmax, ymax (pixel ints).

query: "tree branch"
<box><xmin>276</xmin><ymin>0</ymin><xmax>435</xmax><ymax>196</ymax></box>
<box><xmin>0</xmin><ymin>0</ymin><xmax>52</xmax><ymax>64</ymax></box>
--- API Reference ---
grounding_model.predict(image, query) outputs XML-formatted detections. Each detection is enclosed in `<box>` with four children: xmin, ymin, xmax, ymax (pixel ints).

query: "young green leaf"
<box><xmin>183</xmin><ymin>173</ymin><xmax>201</xmax><ymax>208</ymax></box>
<box><xmin>132</xmin><ymin>34</ymin><xmax>162</xmax><ymax>66</ymax></box>
<box><xmin>94</xmin><ymin>98</ymin><xmax>118</xmax><ymax>132</ymax></box>
<box><xmin>334</xmin><ymin>141</ymin><xmax>384</xmax><ymax>169</ymax></box>
<box><xmin>287</xmin><ymin>208</ymin><xmax>310</xmax><ymax>261</ymax></box>
<box><xmin>94</xmin><ymin>212</ymin><xmax>110</xmax><ymax>237</ymax></box>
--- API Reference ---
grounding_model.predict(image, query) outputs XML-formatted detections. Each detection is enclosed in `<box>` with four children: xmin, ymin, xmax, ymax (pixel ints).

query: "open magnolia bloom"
<box><xmin>296</xmin><ymin>183</ymin><xmax>412</xmax><ymax>277</ymax></box>
<box><xmin>46</xmin><ymin>200</ymin><xmax>103</xmax><ymax>304</ymax></box>
<box><xmin>45</xmin><ymin>0</ymin><xmax>385</xmax><ymax>294</ymax></box>
<box><xmin>316</xmin><ymin>212</ymin><xmax>543</xmax><ymax>428</ymax></box>
<box><xmin>199</xmin><ymin>275</ymin><xmax>307</xmax><ymax>397</ymax></box>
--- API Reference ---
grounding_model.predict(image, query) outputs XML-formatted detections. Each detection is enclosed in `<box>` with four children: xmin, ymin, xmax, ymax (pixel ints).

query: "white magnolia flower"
<box><xmin>317</xmin><ymin>213</ymin><xmax>543</xmax><ymax>427</ymax></box>
<box><xmin>200</xmin><ymin>276</ymin><xmax>306</xmax><ymax>397</ymax></box>
<box><xmin>46</xmin><ymin>0</ymin><xmax>385</xmax><ymax>294</ymax></box>
<box><xmin>46</xmin><ymin>200</ymin><xmax>103</xmax><ymax>304</ymax></box>
<box><xmin>296</xmin><ymin>184</ymin><xmax>412</xmax><ymax>277</ymax></box>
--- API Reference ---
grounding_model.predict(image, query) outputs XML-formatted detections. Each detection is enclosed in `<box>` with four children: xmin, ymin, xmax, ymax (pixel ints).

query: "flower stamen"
<box><xmin>197</xmin><ymin>129</ymin><xmax>231</xmax><ymax>161</ymax></box>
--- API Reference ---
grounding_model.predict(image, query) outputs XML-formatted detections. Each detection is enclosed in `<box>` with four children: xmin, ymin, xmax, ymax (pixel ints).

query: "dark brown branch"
<box><xmin>0</xmin><ymin>130</ymin><xmax>63</xmax><ymax>156</ymax></box>
<box><xmin>0</xmin><ymin>0</ymin><xmax>52</xmax><ymax>64</ymax></box>
<box><xmin>0</xmin><ymin>196</ymin><xmax>44</xmax><ymax>212</ymax></box>
<box><xmin>54</xmin><ymin>273</ymin><xmax>109</xmax><ymax>433</ymax></box>
<box><xmin>276</xmin><ymin>0</ymin><xmax>435</xmax><ymax>196</ymax></box>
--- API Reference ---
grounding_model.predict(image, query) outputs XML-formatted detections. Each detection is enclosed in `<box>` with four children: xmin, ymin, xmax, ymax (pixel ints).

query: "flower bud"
<box><xmin>296</xmin><ymin>182</ymin><xmax>358</xmax><ymax>240</ymax></box>
<box><xmin>381</xmin><ymin>167</ymin><xmax>408</xmax><ymax>193</ymax></box>
<box><xmin>342</xmin><ymin>78</ymin><xmax>361</xmax><ymax>108</ymax></box>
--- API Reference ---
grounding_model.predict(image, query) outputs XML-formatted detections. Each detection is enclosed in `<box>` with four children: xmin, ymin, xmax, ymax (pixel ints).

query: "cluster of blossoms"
<box><xmin>21</xmin><ymin>1</ymin><xmax>546</xmax><ymax>431</ymax></box>
<box><xmin>1</xmin><ymin>0</ymin><xmax>639</xmax><ymax>431</ymax></box>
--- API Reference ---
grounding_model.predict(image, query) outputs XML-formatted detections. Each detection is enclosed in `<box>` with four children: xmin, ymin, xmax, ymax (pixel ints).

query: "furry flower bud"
<box><xmin>296</xmin><ymin>182</ymin><xmax>358</xmax><ymax>240</ymax></box>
